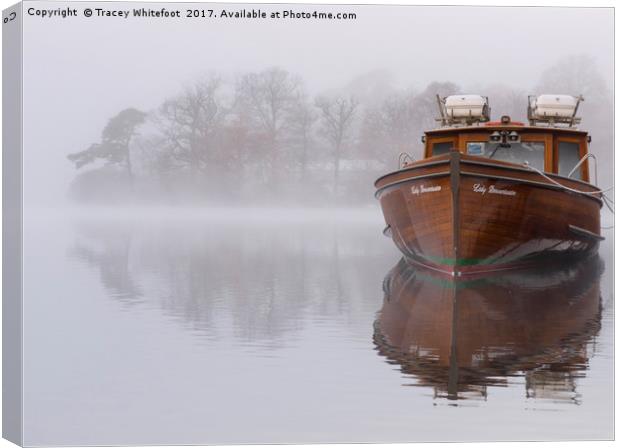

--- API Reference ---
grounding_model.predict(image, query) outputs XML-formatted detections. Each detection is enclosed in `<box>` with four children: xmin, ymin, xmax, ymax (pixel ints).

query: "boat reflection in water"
<box><xmin>373</xmin><ymin>256</ymin><xmax>603</xmax><ymax>403</ymax></box>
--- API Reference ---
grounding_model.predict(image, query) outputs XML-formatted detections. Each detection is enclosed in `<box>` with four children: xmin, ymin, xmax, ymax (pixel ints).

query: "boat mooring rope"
<box><xmin>602</xmin><ymin>195</ymin><xmax>615</xmax><ymax>214</ymax></box>
<box><xmin>522</xmin><ymin>162</ymin><xmax>615</xmax><ymax>218</ymax></box>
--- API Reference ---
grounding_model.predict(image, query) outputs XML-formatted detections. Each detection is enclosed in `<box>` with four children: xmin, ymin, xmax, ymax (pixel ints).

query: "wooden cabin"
<box><xmin>375</xmin><ymin>93</ymin><xmax>602</xmax><ymax>276</ymax></box>
<box><xmin>423</xmin><ymin>123</ymin><xmax>591</xmax><ymax>182</ymax></box>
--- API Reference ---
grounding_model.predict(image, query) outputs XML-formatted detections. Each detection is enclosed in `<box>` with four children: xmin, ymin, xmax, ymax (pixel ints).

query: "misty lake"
<box><xmin>22</xmin><ymin>208</ymin><xmax>613</xmax><ymax>445</ymax></box>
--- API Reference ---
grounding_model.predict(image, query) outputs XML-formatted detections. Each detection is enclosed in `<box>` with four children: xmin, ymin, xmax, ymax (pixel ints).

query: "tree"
<box><xmin>68</xmin><ymin>108</ymin><xmax>147</xmax><ymax>181</ymax></box>
<box><xmin>156</xmin><ymin>76</ymin><xmax>226</xmax><ymax>175</ymax></box>
<box><xmin>413</xmin><ymin>81</ymin><xmax>460</xmax><ymax>131</ymax></box>
<box><xmin>287</xmin><ymin>92</ymin><xmax>317</xmax><ymax>181</ymax></box>
<box><xmin>535</xmin><ymin>54</ymin><xmax>608</xmax><ymax>101</ymax></box>
<box><xmin>535</xmin><ymin>54</ymin><xmax>612</xmax><ymax>189</ymax></box>
<box><xmin>357</xmin><ymin>82</ymin><xmax>461</xmax><ymax>167</ymax></box>
<box><xmin>235</xmin><ymin>67</ymin><xmax>301</xmax><ymax>183</ymax></box>
<box><xmin>358</xmin><ymin>91</ymin><xmax>419</xmax><ymax>164</ymax></box>
<box><xmin>485</xmin><ymin>85</ymin><xmax>527</xmax><ymax>122</ymax></box>
<box><xmin>315</xmin><ymin>95</ymin><xmax>358</xmax><ymax>193</ymax></box>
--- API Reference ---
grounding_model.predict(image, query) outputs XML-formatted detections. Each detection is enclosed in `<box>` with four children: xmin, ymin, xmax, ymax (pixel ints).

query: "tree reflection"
<box><xmin>70</xmin><ymin>224</ymin><xmax>143</xmax><ymax>302</ymax></box>
<box><xmin>69</xmin><ymin>217</ymin><xmax>388</xmax><ymax>344</ymax></box>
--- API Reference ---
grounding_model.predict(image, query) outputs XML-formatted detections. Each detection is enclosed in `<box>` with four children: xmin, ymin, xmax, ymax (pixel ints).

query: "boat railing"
<box><xmin>568</xmin><ymin>153</ymin><xmax>598</xmax><ymax>186</ymax></box>
<box><xmin>398</xmin><ymin>152</ymin><xmax>415</xmax><ymax>168</ymax></box>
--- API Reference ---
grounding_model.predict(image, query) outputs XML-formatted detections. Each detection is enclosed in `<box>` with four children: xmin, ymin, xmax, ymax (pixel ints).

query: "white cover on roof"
<box><xmin>532</xmin><ymin>94</ymin><xmax>579</xmax><ymax>118</ymax></box>
<box><xmin>445</xmin><ymin>95</ymin><xmax>487</xmax><ymax>118</ymax></box>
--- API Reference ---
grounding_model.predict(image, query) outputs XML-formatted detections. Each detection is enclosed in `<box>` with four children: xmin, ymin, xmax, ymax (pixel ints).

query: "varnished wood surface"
<box><xmin>376</xmin><ymin>151</ymin><xmax>601</xmax><ymax>275</ymax></box>
<box><xmin>375</xmin><ymin>159</ymin><xmax>450</xmax><ymax>191</ymax></box>
<box><xmin>380</xmin><ymin>176</ymin><xmax>454</xmax><ymax>263</ymax></box>
<box><xmin>458</xmin><ymin>175</ymin><xmax>600</xmax><ymax>264</ymax></box>
<box><xmin>376</xmin><ymin>153</ymin><xmax>600</xmax><ymax>196</ymax></box>
<box><xmin>420</xmin><ymin>124</ymin><xmax>591</xmax><ymax>181</ymax></box>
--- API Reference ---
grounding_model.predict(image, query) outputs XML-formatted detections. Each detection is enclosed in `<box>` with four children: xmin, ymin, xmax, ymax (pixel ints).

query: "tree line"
<box><xmin>67</xmin><ymin>55</ymin><xmax>612</xmax><ymax>205</ymax></box>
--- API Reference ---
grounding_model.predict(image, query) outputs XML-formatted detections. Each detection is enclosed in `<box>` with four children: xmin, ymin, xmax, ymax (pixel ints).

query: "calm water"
<box><xmin>23</xmin><ymin>208</ymin><xmax>614</xmax><ymax>445</ymax></box>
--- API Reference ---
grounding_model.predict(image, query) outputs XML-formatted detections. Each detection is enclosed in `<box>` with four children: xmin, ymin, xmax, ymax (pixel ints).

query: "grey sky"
<box><xmin>20</xmin><ymin>2</ymin><xmax>613</xmax><ymax>205</ymax></box>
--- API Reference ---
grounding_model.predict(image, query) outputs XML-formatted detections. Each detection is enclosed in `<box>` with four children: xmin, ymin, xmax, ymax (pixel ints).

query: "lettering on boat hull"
<box><xmin>375</xmin><ymin>154</ymin><xmax>602</xmax><ymax>277</ymax></box>
<box><xmin>472</xmin><ymin>183</ymin><xmax>516</xmax><ymax>196</ymax></box>
<box><xmin>411</xmin><ymin>184</ymin><xmax>442</xmax><ymax>195</ymax></box>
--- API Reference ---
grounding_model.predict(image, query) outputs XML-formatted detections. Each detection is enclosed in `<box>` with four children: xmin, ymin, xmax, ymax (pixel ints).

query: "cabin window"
<box><xmin>467</xmin><ymin>142</ymin><xmax>487</xmax><ymax>157</ymax></box>
<box><xmin>466</xmin><ymin>142</ymin><xmax>484</xmax><ymax>156</ymax></box>
<box><xmin>466</xmin><ymin>141</ymin><xmax>545</xmax><ymax>170</ymax></box>
<box><xmin>558</xmin><ymin>141</ymin><xmax>582</xmax><ymax>180</ymax></box>
<box><xmin>432</xmin><ymin>142</ymin><xmax>452</xmax><ymax>156</ymax></box>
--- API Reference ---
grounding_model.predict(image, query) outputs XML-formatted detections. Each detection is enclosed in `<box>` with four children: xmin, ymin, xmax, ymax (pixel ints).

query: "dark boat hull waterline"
<box><xmin>375</xmin><ymin>150</ymin><xmax>603</xmax><ymax>276</ymax></box>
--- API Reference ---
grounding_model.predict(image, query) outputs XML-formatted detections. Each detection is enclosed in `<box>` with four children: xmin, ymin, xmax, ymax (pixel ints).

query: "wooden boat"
<box><xmin>375</xmin><ymin>94</ymin><xmax>604</xmax><ymax>276</ymax></box>
<box><xmin>373</xmin><ymin>256</ymin><xmax>603</xmax><ymax>401</ymax></box>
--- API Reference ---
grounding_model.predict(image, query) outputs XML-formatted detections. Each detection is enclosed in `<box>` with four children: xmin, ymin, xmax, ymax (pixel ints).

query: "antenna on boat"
<box><xmin>436</xmin><ymin>94</ymin><xmax>490</xmax><ymax>127</ymax></box>
<box><xmin>528</xmin><ymin>94</ymin><xmax>584</xmax><ymax>128</ymax></box>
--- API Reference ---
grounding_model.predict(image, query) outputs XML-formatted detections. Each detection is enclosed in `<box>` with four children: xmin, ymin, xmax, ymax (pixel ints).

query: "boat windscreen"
<box><xmin>558</xmin><ymin>142</ymin><xmax>582</xmax><ymax>180</ymax></box>
<box><xmin>432</xmin><ymin>141</ymin><xmax>452</xmax><ymax>156</ymax></box>
<box><xmin>466</xmin><ymin>141</ymin><xmax>545</xmax><ymax>170</ymax></box>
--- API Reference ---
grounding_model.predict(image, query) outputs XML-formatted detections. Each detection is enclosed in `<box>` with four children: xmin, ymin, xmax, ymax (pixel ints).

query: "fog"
<box><xmin>20</xmin><ymin>3</ymin><xmax>613</xmax><ymax>207</ymax></box>
<box><xmin>16</xmin><ymin>4</ymin><xmax>615</xmax><ymax>443</ymax></box>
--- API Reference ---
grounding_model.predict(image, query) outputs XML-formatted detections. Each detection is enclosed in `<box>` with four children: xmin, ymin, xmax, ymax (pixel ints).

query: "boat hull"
<box><xmin>375</xmin><ymin>151</ymin><xmax>602</xmax><ymax>276</ymax></box>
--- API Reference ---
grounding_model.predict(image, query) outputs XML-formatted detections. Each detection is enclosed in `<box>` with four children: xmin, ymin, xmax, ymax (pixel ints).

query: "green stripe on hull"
<box><xmin>421</xmin><ymin>254</ymin><xmax>504</xmax><ymax>266</ymax></box>
<box><xmin>414</xmin><ymin>249</ymin><xmax>586</xmax><ymax>269</ymax></box>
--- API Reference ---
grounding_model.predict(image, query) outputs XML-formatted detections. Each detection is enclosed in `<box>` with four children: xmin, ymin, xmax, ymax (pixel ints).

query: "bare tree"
<box><xmin>358</xmin><ymin>106</ymin><xmax>387</xmax><ymax>162</ymax></box>
<box><xmin>235</xmin><ymin>67</ymin><xmax>301</xmax><ymax>184</ymax></box>
<box><xmin>485</xmin><ymin>85</ymin><xmax>527</xmax><ymax>122</ymax></box>
<box><xmin>287</xmin><ymin>92</ymin><xmax>317</xmax><ymax>181</ymax></box>
<box><xmin>536</xmin><ymin>54</ymin><xmax>608</xmax><ymax>101</ymax></box>
<box><xmin>382</xmin><ymin>91</ymin><xmax>419</xmax><ymax>159</ymax></box>
<box><xmin>536</xmin><ymin>54</ymin><xmax>612</xmax><ymax>189</ymax></box>
<box><xmin>315</xmin><ymin>95</ymin><xmax>358</xmax><ymax>193</ymax></box>
<box><xmin>156</xmin><ymin>76</ymin><xmax>226</xmax><ymax>176</ymax></box>
<box><xmin>413</xmin><ymin>81</ymin><xmax>460</xmax><ymax>131</ymax></box>
<box><xmin>358</xmin><ymin>92</ymin><xmax>417</xmax><ymax>164</ymax></box>
<box><xmin>358</xmin><ymin>82</ymin><xmax>461</xmax><ymax>167</ymax></box>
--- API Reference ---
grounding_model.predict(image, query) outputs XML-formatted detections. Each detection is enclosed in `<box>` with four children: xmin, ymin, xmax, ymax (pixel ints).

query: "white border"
<box><xmin>0</xmin><ymin>1</ymin><xmax>615</xmax><ymax>447</ymax></box>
